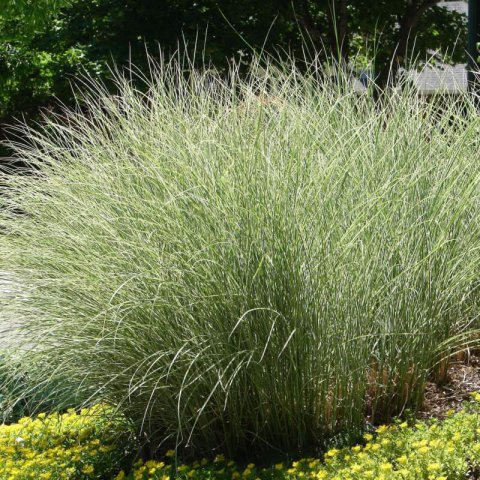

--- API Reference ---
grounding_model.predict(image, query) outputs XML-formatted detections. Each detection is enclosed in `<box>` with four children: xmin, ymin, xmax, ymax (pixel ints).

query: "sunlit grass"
<box><xmin>1</xmin><ymin>57</ymin><xmax>479</xmax><ymax>458</ymax></box>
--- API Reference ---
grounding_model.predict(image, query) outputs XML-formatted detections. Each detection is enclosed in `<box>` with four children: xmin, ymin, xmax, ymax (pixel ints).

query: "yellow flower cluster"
<box><xmin>3</xmin><ymin>396</ymin><xmax>480</xmax><ymax>479</ymax></box>
<box><xmin>121</xmin><ymin>395</ymin><xmax>480</xmax><ymax>480</ymax></box>
<box><xmin>0</xmin><ymin>404</ymin><xmax>132</xmax><ymax>480</ymax></box>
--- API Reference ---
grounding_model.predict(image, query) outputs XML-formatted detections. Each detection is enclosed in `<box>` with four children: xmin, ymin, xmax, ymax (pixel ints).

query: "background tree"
<box><xmin>0</xmin><ymin>0</ymin><xmax>468</xmax><ymax>139</ymax></box>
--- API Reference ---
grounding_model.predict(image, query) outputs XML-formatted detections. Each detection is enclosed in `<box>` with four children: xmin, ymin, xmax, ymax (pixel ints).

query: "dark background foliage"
<box><xmin>0</xmin><ymin>0</ymin><xmax>469</xmax><ymax>141</ymax></box>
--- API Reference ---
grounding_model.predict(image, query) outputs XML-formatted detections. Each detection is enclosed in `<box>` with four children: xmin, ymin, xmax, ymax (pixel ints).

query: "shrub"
<box><xmin>0</xmin><ymin>404</ymin><xmax>135</xmax><ymax>479</ymax></box>
<box><xmin>1</xmin><ymin>58</ymin><xmax>480</xmax><ymax>457</ymax></box>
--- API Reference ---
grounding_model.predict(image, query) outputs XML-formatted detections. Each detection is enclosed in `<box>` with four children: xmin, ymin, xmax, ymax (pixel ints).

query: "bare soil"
<box><xmin>419</xmin><ymin>354</ymin><xmax>480</xmax><ymax>420</ymax></box>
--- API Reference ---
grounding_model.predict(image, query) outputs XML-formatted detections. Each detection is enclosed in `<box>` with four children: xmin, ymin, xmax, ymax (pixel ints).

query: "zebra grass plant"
<box><xmin>1</xmin><ymin>57</ymin><xmax>480</xmax><ymax>458</ymax></box>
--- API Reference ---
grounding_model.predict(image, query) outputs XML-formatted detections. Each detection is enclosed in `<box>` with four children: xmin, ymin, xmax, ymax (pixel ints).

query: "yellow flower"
<box><xmin>115</xmin><ymin>471</ymin><xmax>126</xmax><ymax>480</ymax></box>
<box><xmin>379</xmin><ymin>463</ymin><xmax>392</xmax><ymax>472</ymax></box>
<box><xmin>165</xmin><ymin>449</ymin><xmax>176</xmax><ymax>457</ymax></box>
<box><xmin>82</xmin><ymin>464</ymin><xmax>94</xmax><ymax>474</ymax></box>
<box><xmin>325</xmin><ymin>449</ymin><xmax>339</xmax><ymax>458</ymax></box>
<box><xmin>427</xmin><ymin>463</ymin><xmax>441</xmax><ymax>472</ymax></box>
<box><xmin>470</xmin><ymin>392</ymin><xmax>480</xmax><ymax>402</ymax></box>
<box><xmin>275</xmin><ymin>463</ymin><xmax>284</xmax><ymax>470</ymax></box>
<box><xmin>376</xmin><ymin>425</ymin><xmax>388</xmax><ymax>434</ymax></box>
<box><xmin>364</xmin><ymin>433</ymin><xmax>373</xmax><ymax>442</ymax></box>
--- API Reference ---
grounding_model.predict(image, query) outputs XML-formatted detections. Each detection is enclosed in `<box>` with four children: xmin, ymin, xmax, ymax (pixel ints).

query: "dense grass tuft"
<box><xmin>1</xmin><ymin>59</ymin><xmax>480</xmax><ymax>458</ymax></box>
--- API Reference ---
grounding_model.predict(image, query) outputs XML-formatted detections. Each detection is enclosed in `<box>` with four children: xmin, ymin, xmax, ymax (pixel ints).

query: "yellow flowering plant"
<box><xmin>121</xmin><ymin>395</ymin><xmax>480</xmax><ymax>480</ymax></box>
<box><xmin>0</xmin><ymin>404</ymin><xmax>134</xmax><ymax>479</ymax></box>
<box><xmin>3</xmin><ymin>396</ymin><xmax>480</xmax><ymax>479</ymax></box>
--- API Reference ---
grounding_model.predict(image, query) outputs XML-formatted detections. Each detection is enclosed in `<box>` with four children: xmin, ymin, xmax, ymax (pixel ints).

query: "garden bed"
<box><xmin>3</xmin><ymin>396</ymin><xmax>480</xmax><ymax>479</ymax></box>
<box><xmin>419</xmin><ymin>355</ymin><xmax>480</xmax><ymax>420</ymax></box>
<box><xmin>2</xmin><ymin>58</ymin><xmax>480</xmax><ymax>477</ymax></box>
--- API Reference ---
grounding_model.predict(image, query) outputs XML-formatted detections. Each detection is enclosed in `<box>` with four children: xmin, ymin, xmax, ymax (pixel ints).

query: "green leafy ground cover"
<box><xmin>3</xmin><ymin>397</ymin><xmax>480</xmax><ymax>479</ymax></box>
<box><xmin>0</xmin><ymin>404</ymin><xmax>134</xmax><ymax>479</ymax></box>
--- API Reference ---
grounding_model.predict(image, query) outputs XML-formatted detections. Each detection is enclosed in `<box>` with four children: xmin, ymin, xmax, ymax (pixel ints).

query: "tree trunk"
<box><xmin>294</xmin><ymin>0</ymin><xmax>349</xmax><ymax>63</ymax></box>
<box><xmin>380</xmin><ymin>0</ymin><xmax>440</xmax><ymax>87</ymax></box>
<box><xmin>296</xmin><ymin>0</ymin><xmax>325</xmax><ymax>51</ymax></box>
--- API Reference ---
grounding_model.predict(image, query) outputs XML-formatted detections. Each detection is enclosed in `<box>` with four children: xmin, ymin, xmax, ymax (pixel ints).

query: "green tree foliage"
<box><xmin>0</xmin><ymin>0</ymin><xmax>468</xmax><ymax>127</ymax></box>
<box><xmin>0</xmin><ymin>0</ymin><xmax>71</xmax><ymax>30</ymax></box>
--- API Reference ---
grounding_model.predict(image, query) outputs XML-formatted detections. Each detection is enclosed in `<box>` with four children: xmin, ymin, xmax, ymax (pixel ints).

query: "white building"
<box><xmin>355</xmin><ymin>1</ymin><xmax>469</xmax><ymax>92</ymax></box>
<box><xmin>410</xmin><ymin>0</ymin><xmax>468</xmax><ymax>92</ymax></box>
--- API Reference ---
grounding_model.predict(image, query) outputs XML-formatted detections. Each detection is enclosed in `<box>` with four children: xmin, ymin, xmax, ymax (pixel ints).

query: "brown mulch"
<box><xmin>418</xmin><ymin>354</ymin><xmax>480</xmax><ymax>420</ymax></box>
<box><xmin>418</xmin><ymin>355</ymin><xmax>480</xmax><ymax>479</ymax></box>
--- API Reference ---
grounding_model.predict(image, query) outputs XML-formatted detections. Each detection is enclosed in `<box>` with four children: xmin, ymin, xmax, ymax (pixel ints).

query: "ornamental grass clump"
<box><xmin>1</xmin><ymin>57</ymin><xmax>480</xmax><ymax>458</ymax></box>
